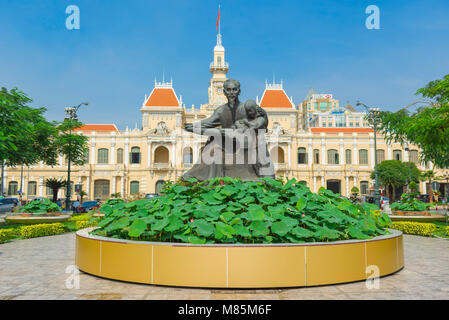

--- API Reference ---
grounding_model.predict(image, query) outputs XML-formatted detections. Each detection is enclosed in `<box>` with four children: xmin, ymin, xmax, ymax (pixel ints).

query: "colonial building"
<box><xmin>3</xmin><ymin>32</ymin><xmax>447</xmax><ymax>202</ymax></box>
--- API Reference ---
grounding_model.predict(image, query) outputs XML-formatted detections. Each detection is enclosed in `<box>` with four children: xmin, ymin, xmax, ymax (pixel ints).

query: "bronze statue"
<box><xmin>183</xmin><ymin>79</ymin><xmax>275</xmax><ymax>181</ymax></box>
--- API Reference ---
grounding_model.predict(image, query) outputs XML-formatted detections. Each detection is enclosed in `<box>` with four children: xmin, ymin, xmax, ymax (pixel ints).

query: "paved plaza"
<box><xmin>0</xmin><ymin>233</ymin><xmax>448</xmax><ymax>300</ymax></box>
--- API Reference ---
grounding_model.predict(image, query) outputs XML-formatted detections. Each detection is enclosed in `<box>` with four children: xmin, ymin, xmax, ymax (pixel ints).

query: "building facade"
<box><xmin>3</xmin><ymin>33</ymin><xmax>447</xmax><ymax>202</ymax></box>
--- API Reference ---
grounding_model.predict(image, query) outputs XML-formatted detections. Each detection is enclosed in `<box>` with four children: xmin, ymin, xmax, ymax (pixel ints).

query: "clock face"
<box><xmin>216</xmin><ymin>88</ymin><xmax>222</xmax><ymax>94</ymax></box>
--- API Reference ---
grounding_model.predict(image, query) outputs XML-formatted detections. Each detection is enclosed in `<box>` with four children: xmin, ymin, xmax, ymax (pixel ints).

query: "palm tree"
<box><xmin>78</xmin><ymin>190</ymin><xmax>87</xmax><ymax>204</ymax></box>
<box><xmin>44</xmin><ymin>178</ymin><xmax>67</xmax><ymax>203</ymax></box>
<box><xmin>421</xmin><ymin>170</ymin><xmax>435</xmax><ymax>203</ymax></box>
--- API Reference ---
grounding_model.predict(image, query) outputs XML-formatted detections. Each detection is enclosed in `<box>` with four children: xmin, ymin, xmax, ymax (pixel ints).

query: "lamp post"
<box><xmin>356</xmin><ymin>101</ymin><xmax>381</xmax><ymax>208</ymax></box>
<box><xmin>64</xmin><ymin>102</ymin><xmax>88</xmax><ymax>211</ymax></box>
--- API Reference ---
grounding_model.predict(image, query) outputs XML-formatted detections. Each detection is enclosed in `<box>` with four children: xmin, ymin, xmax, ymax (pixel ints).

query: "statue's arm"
<box><xmin>184</xmin><ymin>108</ymin><xmax>222</xmax><ymax>133</ymax></box>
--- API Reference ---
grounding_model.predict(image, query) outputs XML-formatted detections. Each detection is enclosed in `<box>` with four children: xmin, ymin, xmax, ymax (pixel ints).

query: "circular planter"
<box><xmin>5</xmin><ymin>215</ymin><xmax>70</xmax><ymax>224</ymax></box>
<box><xmin>76</xmin><ymin>228</ymin><xmax>404</xmax><ymax>288</ymax></box>
<box><xmin>392</xmin><ymin>211</ymin><xmax>430</xmax><ymax>216</ymax></box>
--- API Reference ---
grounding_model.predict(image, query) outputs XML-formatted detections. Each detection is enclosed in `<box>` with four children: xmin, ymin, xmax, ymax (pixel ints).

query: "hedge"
<box><xmin>70</xmin><ymin>214</ymin><xmax>90</xmax><ymax>222</ymax></box>
<box><xmin>75</xmin><ymin>220</ymin><xmax>97</xmax><ymax>230</ymax></box>
<box><xmin>446</xmin><ymin>226</ymin><xmax>449</xmax><ymax>236</ymax></box>
<box><xmin>0</xmin><ymin>229</ymin><xmax>17</xmax><ymax>244</ymax></box>
<box><xmin>19</xmin><ymin>223</ymin><xmax>66</xmax><ymax>239</ymax></box>
<box><xmin>391</xmin><ymin>221</ymin><xmax>436</xmax><ymax>237</ymax></box>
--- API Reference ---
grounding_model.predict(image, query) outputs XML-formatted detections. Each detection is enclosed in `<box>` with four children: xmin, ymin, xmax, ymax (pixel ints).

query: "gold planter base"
<box><xmin>76</xmin><ymin>228</ymin><xmax>404</xmax><ymax>288</ymax></box>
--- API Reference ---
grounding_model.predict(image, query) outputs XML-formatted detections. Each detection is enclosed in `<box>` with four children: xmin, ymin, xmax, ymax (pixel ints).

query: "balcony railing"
<box><xmin>209</xmin><ymin>62</ymin><xmax>229</xmax><ymax>70</ymax></box>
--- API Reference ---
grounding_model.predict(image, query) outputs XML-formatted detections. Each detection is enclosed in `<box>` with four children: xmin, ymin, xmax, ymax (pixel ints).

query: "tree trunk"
<box><xmin>392</xmin><ymin>185</ymin><xmax>396</xmax><ymax>203</ymax></box>
<box><xmin>52</xmin><ymin>189</ymin><xmax>58</xmax><ymax>203</ymax></box>
<box><xmin>428</xmin><ymin>178</ymin><xmax>433</xmax><ymax>203</ymax></box>
<box><xmin>0</xmin><ymin>160</ymin><xmax>4</xmax><ymax>196</ymax></box>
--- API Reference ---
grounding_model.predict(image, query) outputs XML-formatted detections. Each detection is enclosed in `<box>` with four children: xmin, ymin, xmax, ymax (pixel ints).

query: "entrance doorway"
<box><xmin>326</xmin><ymin>180</ymin><xmax>341</xmax><ymax>194</ymax></box>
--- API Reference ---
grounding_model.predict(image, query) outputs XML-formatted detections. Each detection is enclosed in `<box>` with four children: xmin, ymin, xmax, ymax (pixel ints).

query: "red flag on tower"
<box><xmin>216</xmin><ymin>5</ymin><xmax>220</xmax><ymax>31</ymax></box>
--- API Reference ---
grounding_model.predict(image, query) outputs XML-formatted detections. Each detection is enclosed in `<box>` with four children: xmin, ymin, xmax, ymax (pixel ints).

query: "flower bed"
<box><xmin>90</xmin><ymin>177</ymin><xmax>392</xmax><ymax>244</ymax></box>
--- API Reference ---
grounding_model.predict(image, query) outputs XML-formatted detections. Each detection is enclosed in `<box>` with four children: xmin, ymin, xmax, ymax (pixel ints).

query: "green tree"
<box><xmin>421</xmin><ymin>170</ymin><xmax>435</xmax><ymax>202</ymax></box>
<box><xmin>0</xmin><ymin>87</ymin><xmax>59</xmax><ymax>195</ymax></box>
<box><xmin>377</xmin><ymin>75</ymin><xmax>449</xmax><ymax>168</ymax></box>
<box><xmin>55</xmin><ymin>119</ymin><xmax>89</xmax><ymax>166</ymax></box>
<box><xmin>371</xmin><ymin>160</ymin><xmax>421</xmax><ymax>201</ymax></box>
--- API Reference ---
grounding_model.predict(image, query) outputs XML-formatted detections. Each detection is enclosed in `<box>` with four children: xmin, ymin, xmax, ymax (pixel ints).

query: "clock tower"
<box><xmin>208</xmin><ymin>33</ymin><xmax>229</xmax><ymax>106</ymax></box>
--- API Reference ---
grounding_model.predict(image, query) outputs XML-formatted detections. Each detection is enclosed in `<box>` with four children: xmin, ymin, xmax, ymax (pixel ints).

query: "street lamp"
<box><xmin>356</xmin><ymin>101</ymin><xmax>381</xmax><ymax>208</ymax></box>
<box><xmin>64</xmin><ymin>102</ymin><xmax>88</xmax><ymax>211</ymax></box>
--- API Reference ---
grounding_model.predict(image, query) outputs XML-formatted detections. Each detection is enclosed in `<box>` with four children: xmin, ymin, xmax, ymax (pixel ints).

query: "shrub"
<box><xmin>390</xmin><ymin>198</ymin><xmax>431</xmax><ymax>211</ymax></box>
<box><xmin>22</xmin><ymin>198</ymin><xmax>61</xmax><ymax>214</ymax></box>
<box><xmin>391</xmin><ymin>221</ymin><xmax>436</xmax><ymax>236</ymax></box>
<box><xmin>446</xmin><ymin>226</ymin><xmax>449</xmax><ymax>236</ymax></box>
<box><xmin>75</xmin><ymin>220</ymin><xmax>97</xmax><ymax>230</ymax></box>
<box><xmin>0</xmin><ymin>228</ymin><xmax>17</xmax><ymax>244</ymax></box>
<box><xmin>19</xmin><ymin>223</ymin><xmax>66</xmax><ymax>239</ymax></box>
<box><xmin>70</xmin><ymin>214</ymin><xmax>89</xmax><ymax>222</ymax></box>
<box><xmin>91</xmin><ymin>177</ymin><xmax>392</xmax><ymax>244</ymax></box>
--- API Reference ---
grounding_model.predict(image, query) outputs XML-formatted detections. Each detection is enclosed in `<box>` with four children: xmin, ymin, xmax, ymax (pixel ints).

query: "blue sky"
<box><xmin>1</xmin><ymin>0</ymin><xmax>448</xmax><ymax>129</ymax></box>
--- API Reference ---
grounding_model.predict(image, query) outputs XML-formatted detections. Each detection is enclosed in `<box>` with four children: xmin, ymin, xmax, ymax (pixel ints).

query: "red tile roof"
<box><xmin>74</xmin><ymin>124</ymin><xmax>118</xmax><ymax>132</ymax></box>
<box><xmin>260</xmin><ymin>89</ymin><xmax>294</xmax><ymax>108</ymax></box>
<box><xmin>145</xmin><ymin>88</ymin><xmax>180</xmax><ymax>107</ymax></box>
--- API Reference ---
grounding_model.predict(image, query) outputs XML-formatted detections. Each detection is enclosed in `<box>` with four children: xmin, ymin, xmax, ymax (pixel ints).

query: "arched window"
<box><xmin>27</xmin><ymin>181</ymin><xmax>37</xmax><ymax>196</ymax></box>
<box><xmin>345</xmin><ymin>149</ymin><xmax>352</xmax><ymax>164</ymax></box>
<box><xmin>8</xmin><ymin>181</ymin><xmax>18</xmax><ymax>195</ymax></box>
<box><xmin>94</xmin><ymin>180</ymin><xmax>110</xmax><ymax>200</ymax></box>
<box><xmin>97</xmin><ymin>148</ymin><xmax>109</xmax><ymax>164</ymax></box>
<box><xmin>327</xmin><ymin>149</ymin><xmax>339</xmax><ymax>164</ymax></box>
<box><xmin>130</xmin><ymin>147</ymin><xmax>141</xmax><ymax>164</ymax></box>
<box><xmin>46</xmin><ymin>186</ymin><xmax>52</xmax><ymax>196</ymax></box>
<box><xmin>117</xmin><ymin>148</ymin><xmax>123</xmax><ymax>164</ymax></box>
<box><xmin>271</xmin><ymin>147</ymin><xmax>285</xmax><ymax>164</ymax></box>
<box><xmin>130</xmin><ymin>181</ymin><xmax>139</xmax><ymax>195</ymax></box>
<box><xmin>155</xmin><ymin>180</ymin><xmax>166</xmax><ymax>194</ymax></box>
<box><xmin>313</xmin><ymin>149</ymin><xmax>320</xmax><ymax>164</ymax></box>
<box><xmin>154</xmin><ymin>146</ymin><xmax>169</xmax><ymax>163</ymax></box>
<box><xmin>360</xmin><ymin>181</ymin><xmax>369</xmax><ymax>195</ymax></box>
<box><xmin>217</xmin><ymin>56</ymin><xmax>222</xmax><ymax>66</ymax></box>
<box><xmin>359</xmin><ymin>149</ymin><xmax>368</xmax><ymax>165</ymax></box>
<box><xmin>393</xmin><ymin>150</ymin><xmax>402</xmax><ymax>161</ymax></box>
<box><xmin>376</xmin><ymin>149</ymin><xmax>385</xmax><ymax>164</ymax></box>
<box><xmin>183</xmin><ymin>147</ymin><xmax>193</xmax><ymax>165</ymax></box>
<box><xmin>409</xmin><ymin>150</ymin><xmax>419</xmax><ymax>165</ymax></box>
<box><xmin>297</xmin><ymin>147</ymin><xmax>307</xmax><ymax>164</ymax></box>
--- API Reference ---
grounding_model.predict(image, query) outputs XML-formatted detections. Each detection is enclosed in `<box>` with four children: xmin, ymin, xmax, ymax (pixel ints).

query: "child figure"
<box><xmin>231</xmin><ymin>99</ymin><xmax>271</xmax><ymax>176</ymax></box>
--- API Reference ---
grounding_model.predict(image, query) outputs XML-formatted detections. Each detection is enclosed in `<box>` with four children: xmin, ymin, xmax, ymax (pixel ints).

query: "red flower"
<box><xmin>302</xmin><ymin>214</ymin><xmax>305</xmax><ymax>218</ymax></box>
<box><xmin>190</xmin><ymin>218</ymin><xmax>194</xmax><ymax>223</ymax></box>
<box><xmin>219</xmin><ymin>180</ymin><xmax>224</xmax><ymax>185</ymax></box>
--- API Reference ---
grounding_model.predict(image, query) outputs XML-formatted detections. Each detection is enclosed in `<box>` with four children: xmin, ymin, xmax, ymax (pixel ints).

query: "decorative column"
<box><xmin>91</xmin><ymin>142</ymin><xmax>96</xmax><ymax>165</ymax></box>
<box><xmin>345</xmin><ymin>176</ymin><xmax>350</xmax><ymax>197</ymax></box>
<box><xmin>147</xmin><ymin>140</ymin><xmax>152</xmax><ymax>168</ymax></box>
<box><xmin>308</xmin><ymin>138</ymin><xmax>313</xmax><ymax>167</ymax></box>
<box><xmin>387</xmin><ymin>145</ymin><xmax>392</xmax><ymax>160</ymax></box>
<box><xmin>172</xmin><ymin>143</ymin><xmax>176</xmax><ymax>167</ymax></box>
<box><xmin>86</xmin><ymin>176</ymin><xmax>90</xmax><ymax>200</ymax></box>
<box><xmin>313</xmin><ymin>176</ymin><xmax>317</xmax><ymax>193</ymax></box>
<box><xmin>110</xmin><ymin>143</ymin><xmax>115</xmax><ymax>165</ymax></box>
<box><xmin>321</xmin><ymin>135</ymin><xmax>326</xmax><ymax>165</ymax></box>
<box><xmin>353</xmin><ymin>135</ymin><xmax>358</xmax><ymax>165</ymax></box>
<box><xmin>112</xmin><ymin>176</ymin><xmax>116</xmax><ymax>194</ymax></box>
<box><xmin>39</xmin><ymin>176</ymin><xmax>43</xmax><ymax>197</ymax></box>
<box><xmin>288</xmin><ymin>143</ymin><xmax>291</xmax><ymax>168</ymax></box>
<box><xmin>353</xmin><ymin>176</ymin><xmax>357</xmax><ymax>189</ymax></box>
<box><xmin>321</xmin><ymin>175</ymin><xmax>325</xmax><ymax>188</ymax></box>
<box><xmin>339</xmin><ymin>136</ymin><xmax>344</xmax><ymax>165</ymax></box>
<box><xmin>124</xmin><ymin>140</ymin><xmax>129</xmax><ymax>164</ymax></box>
<box><xmin>121</xmin><ymin>175</ymin><xmax>124</xmax><ymax>196</ymax></box>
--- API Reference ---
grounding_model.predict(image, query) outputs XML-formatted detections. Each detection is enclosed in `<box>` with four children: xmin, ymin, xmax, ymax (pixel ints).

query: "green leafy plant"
<box><xmin>22</xmin><ymin>198</ymin><xmax>62</xmax><ymax>214</ymax></box>
<box><xmin>390</xmin><ymin>194</ymin><xmax>432</xmax><ymax>212</ymax></box>
<box><xmin>90</xmin><ymin>177</ymin><xmax>392</xmax><ymax>244</ymax></box>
